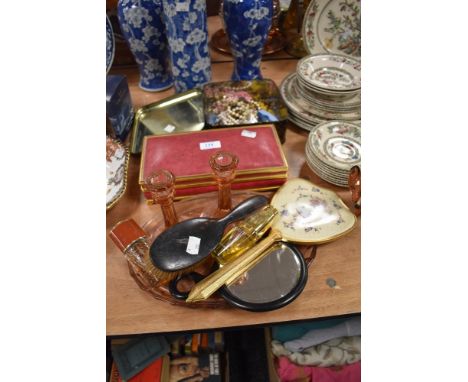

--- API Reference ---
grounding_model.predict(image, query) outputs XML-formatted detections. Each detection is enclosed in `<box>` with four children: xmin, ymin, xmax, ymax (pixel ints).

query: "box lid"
<box><xmin>139</xmin><ymin>125</ymin><xmax>288</xmax><ymax>184</ymax></box>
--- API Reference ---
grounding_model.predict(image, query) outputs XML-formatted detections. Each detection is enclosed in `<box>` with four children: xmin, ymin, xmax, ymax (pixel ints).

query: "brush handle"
<box><xmin>218</xmin><ymin>195</ymin><xmax>269</xmax><ymax>227</ymax></box>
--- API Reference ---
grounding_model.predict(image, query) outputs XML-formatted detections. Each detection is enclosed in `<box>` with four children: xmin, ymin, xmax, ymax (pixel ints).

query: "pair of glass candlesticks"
<box><xmin>145</xmin><ymin>150</ymin><xmax>239</xmax><ymax>229</ymax></box>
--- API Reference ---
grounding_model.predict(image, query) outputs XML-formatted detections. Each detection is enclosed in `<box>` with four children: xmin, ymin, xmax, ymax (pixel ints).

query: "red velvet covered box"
<box><xmin>139</xmin><ymin>124</ymin><xmax>288</xmax><ymax>201</ymax></box>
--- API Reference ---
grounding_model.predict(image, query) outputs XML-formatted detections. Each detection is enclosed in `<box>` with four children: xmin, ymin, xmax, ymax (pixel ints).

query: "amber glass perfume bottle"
<box><xmin>210</xmin><ymin>151</ymin><xmax>239</xmax><ymax>214</ymax></box>
<box><xmin>211</xmin><ymin>204</ymin><xmax>279</xmax><ymax>265</ymax></box>
<box><xmin>145</xmin><ymin>169</ymin><xmax>178</xmax><ymax>229</ymax></box>
<box><xmin>109</xmin><ymin>219</ymin><xmax>163</xmax><ymax>289</ymax></box>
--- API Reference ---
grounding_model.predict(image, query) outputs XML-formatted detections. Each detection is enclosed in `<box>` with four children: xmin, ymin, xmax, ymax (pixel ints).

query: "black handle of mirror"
<box><xmin>218</xmin><ymin>195</ymin><xmax>269</xmax><ymax>226</ymax></box>
<box><xmin>169</xmin><ymin>272</ymin><xmax>206</xmax><ymax>300</ymax></box>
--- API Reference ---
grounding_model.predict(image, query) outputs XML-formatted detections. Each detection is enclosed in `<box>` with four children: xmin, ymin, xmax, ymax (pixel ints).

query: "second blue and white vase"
<box><xmin>117</xmin><ymin>0</ymin><xmax>173</xmax><ymax>92</ymax></box>
<box><xmin>223</xmin><ymin>0</ymin><xmax>272</xmax><ymax>80</ymax></box>
<box><xmin>162</xmin><ymin>0</ymin><xmax>211</xmax><ymax>93</ymax></box>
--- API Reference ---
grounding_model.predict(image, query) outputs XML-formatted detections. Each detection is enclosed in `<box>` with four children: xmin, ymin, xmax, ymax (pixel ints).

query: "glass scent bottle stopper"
<box><xmin>145</xmin><ymin>169</ymin><xmax>178</xmax><ymax>229</ymax></box>
<box><xmin>210</xmin><ymin>151</ymin><xmax>239</xmax><ymax>213</ymax></box>
<box><xmin>109</xmin><ymin>219</ymin><xmax>163</xmax><ymax>289</ymax></box>
<box><xmin>211</xmin><ymin>204</ymin><xmax>279</xmax><ymax>266</ymax></box>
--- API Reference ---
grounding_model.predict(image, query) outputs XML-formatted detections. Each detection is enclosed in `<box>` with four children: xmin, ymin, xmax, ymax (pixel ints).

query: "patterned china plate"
<box><xmin>296</xmin><ymin>81</ymin><xmax>361</xmax><ymax>111</ymax></box>
<box><xmin>289</xmin><ymin>115</ymin><xmax>318</xmax><ymax>131</ymax></box>
<box><xmin>106</xmin><ymin>15</ymin><xmax>115</xmax><ymax>74</ymax></box>
<box><xmin>305</xmin><ymin>155</ymin><xmax>350</xmax><ymax>187</ymax></box>
<box><xmin>305</xmin><ymin>159</ymin><xmax>349</xmax><ymax>187</ymax></box>
<box><xmin>270</xmin><ymin>178</ymin><xmax>356</xmax><ymax>244</ymax></box>
<box><xmin>289</xmin><ymin>108</ymin><xmax>323</xmax><ymax>126</ymax></box>
<box><xmin>309</xmin><ymin>121</ymin><xmax>361</xmax><ymax>171</ymax></box>
<box><xmin>305</xmin><ymin>149</ymin><xmax>350</xmax><ymax>180</ymax></box>
<box><xmin>297</xmin><ymin>54</ymin><xmax>361</xmax><ymax>92</ymax></box>
<box><xmin>302</xmin><ymin>0</ymin><xmax>361</xmax><ymax>58</ymax></box>
<box><xmin>306</xmin><ymin>143</ymin><xmax>349</xmax><ymax>175</ymax></box>
<box><xmin>281</xmin><ymin>74</ymin><xmax>361</xmax><ymax>121</ymax></box>
<box><xmin>106</xmin><ymin>137</ymin><xmax>129</xmax><ymax>210</ymax></box>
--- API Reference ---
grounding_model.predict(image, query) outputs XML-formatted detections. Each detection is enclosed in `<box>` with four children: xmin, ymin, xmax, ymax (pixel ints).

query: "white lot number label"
<box><xmin>186</xmin><ymin>236</ymin><xmax>201</xmax><ymax>255</ymax></box>
<box><xmin>199</xmin><ymin>140</ymin><xmax>221</xmax><ymax>150</ymax></box>
<box><xmin>164</xmin><ymin>124</ymin><xmax>176</xmax><ymax>133</ymax></box>
<box><xmin>241</xmin><ymin>129</ymin><xmax>257</xmax><ymax>138</ymax></box>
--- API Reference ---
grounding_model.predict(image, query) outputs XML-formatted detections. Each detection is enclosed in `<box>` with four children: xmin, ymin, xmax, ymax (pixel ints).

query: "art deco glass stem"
<box><xmin>145</xmin><ymin>169</ymin><xmax>178</xmax><ymax>228</ymax></box>
<box><xmin>210</xmin><ymin>151</ymin><xmax>239</xmax><ymax>213</ymax></box>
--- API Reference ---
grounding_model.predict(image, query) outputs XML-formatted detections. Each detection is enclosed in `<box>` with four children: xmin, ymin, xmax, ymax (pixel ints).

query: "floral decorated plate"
<box><xmin>270</xmin><ymin>178</ymin><xmax>356</xmax><ymax>244</ymax></box>
<box><xmin>308</xmin><ymin>121</ymin><xmax>361</xmax><ymax>171</ymax></box>
<box><xmin>280</xmin><ymin>74</ymin><xmax>361</xmax><ymax>122</ymax></box>
<box><xmin>305</xmin><ymin>163</ymin><xmax>349</xmax><ymax>187</ymax></box>
<box><xmin>305</xmin><ymin>147</ymin><xmax>350</xmax><ymax>180</ymax></box>
<box><xmin>302</xmin><ymin>0</ymin><xmax>361</xmax><ymax>58</ymax></box>
<box><xmin>106</xmin><ymin>15</ymin><xmax>115</xmax><ymax>74</ymax></box>
<box><xmin>296</xmin><ymin>80</ymin><xmax>361</xmax><ymax>111</ymax></box>
<box><xmin>106</xmin><ymin>136</ymin><xmax>129</xmax><ymax>210</ymax></box>
<box><xmin>305</xmin><ymin>155</ymin><xmax>350</xmax><ymax>187</ymax></box>
<box><xmin>288</xmin><ymin>114</ymin><xmax>318</xmax><ymax>131</ymax></box>
<box><xmin>297</xmin><ymin>54</ymin><xmax>361</xmax><ymax>92</ymax></box>
<box><xmin>305</xmin><ymin>143</ymin><xmax>349</xmax><ymax>175</ymax></box>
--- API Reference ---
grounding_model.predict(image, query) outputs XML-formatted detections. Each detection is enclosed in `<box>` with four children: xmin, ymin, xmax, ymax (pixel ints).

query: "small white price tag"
<box><xmin>199</xmin><ymin>140</ymin><xmax>221</xmax><ymax>150</ymax></box>
<box><xmin>241</xmin><ymin>129</ymin><xmax>257</xmax><ymax>138</ymax></box>
<box><xmin>175</xmin><ymin>1</ymin><xmax>190</xmax><ymax>11</ymax></box>
<box><xmin>186</xmin><ymin>236</ymin><xmax>201</xmax><ymax>255</ymax></box>
<box><xmin>164</xmin><ymin>124</ymin><xmax>176</xmax><ymax>133</ymax></box>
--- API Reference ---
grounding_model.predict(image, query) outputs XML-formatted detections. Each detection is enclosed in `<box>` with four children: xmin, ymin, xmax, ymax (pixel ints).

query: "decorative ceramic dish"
<box><xmin>296</xmin><ymin>81</ymin><xmax>361</xmax><ymax>111</ymax></box>
<box><xmin>106</xmin><ymin>15</ymin><xmax>115</xmax><ymax>74</ymax></box>
<box><xmin>305</xmin><ymin>150</ymin><xmax>349</xmax><ymax>177</ymax></box>
<box><xmin>106</xmin><ymin>137</ymin><xmax>129</xmax><ymax>210</ymax></box>
<box><xmin>305</xmin><ymin>157</ymin><xmax>349</xmax><ymax>187</ymax></box>
<box><xmin>280</xmin><ymin>74</ymin><xmax>361</xmax><ymax>122</ymax></box>
<box><xmin>288</xmin><ymin>114</ymin><xmax>318</xmax><ymax>131</ymax></box>
<box><xmin>302</xmin><ymin>0</ymin><xmax>361</xmax><ymax>58</ymax></box>
<box><xmin>297</xmin><ymin>54</ymin><xmax>361</xmax><ymax>92</ymax></box>
<box><xmin>270</xmin><ymin>178</ymin><xmax>356</xmax><ymax>243</ymax></box>
<box><xmin>308</xmin><ymin>121</ymin><xmax>361</xmax><ymax>171</ymax></box>
<box><xmin>292</xmin><ymin>77</ymin><xmax>361</xmax><ymax>119</ymax></box>
<box><xmin>306</xmin><ymin>145</ymin><xmax>349</xmax><ymax>175</ymax></box>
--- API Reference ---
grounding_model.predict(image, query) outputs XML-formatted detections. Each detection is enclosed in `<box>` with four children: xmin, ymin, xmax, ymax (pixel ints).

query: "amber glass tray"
<box><xmin>131</xmin><ymin>191</ymin><xmax>317</xmax><ymax>309</ymax></box>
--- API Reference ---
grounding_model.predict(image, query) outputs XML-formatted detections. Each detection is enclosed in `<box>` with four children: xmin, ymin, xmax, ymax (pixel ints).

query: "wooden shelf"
<box><xmin>106</xmin><ymin>17</ymin><xmax>360</xmax><ymax>336</ymax></box>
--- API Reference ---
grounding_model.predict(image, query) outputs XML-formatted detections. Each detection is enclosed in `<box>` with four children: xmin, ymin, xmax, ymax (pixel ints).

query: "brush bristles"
<box><xmin>143</xmin><ymin>250</ymin><xmax>207</xmax><ymax>282</ymax></box>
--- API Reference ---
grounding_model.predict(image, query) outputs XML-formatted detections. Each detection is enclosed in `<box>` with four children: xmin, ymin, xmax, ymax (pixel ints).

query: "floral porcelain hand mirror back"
<box><xmin>270</xmin><ymin>178</ymin><xmax>356</xmax><ymax>244</ymax></box>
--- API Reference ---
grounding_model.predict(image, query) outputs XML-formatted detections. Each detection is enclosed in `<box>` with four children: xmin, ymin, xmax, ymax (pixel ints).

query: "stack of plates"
<box><xmin>280</xmin><ymin>54</ymin><xmax>361</xmax><ymax>131</ymax></box>
<box><xmin>305</xmin><ymin>121</ymin><xmax>361</xmax><ymax>187</ymax></box>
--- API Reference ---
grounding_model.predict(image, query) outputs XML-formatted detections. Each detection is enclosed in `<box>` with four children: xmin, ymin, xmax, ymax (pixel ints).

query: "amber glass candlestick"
<box><xmin>210</xmin><ymin>151</ymin><xmax>239</xmax><ymax>213</ymax></box>
<box><xmin>145</xmin><ymin>169</ymin><xmax>178</xmax><ymax>228</ymax></box>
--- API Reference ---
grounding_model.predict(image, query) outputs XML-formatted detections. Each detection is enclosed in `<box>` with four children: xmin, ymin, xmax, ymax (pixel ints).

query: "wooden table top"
<box><xmin>106</xmin><ymin>17</ymin><xmax>360</xmax><ymax>336</ymax></box>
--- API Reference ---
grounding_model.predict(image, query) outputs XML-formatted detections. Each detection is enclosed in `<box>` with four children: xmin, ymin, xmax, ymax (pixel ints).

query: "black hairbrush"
<box><xmin>149</xmin><ymin>195</ymin><xmax>269</xmax><ymax>281</ymax></box>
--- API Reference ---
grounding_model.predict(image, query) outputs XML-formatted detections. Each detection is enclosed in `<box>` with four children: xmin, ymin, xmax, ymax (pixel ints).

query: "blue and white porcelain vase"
<box><xmin>223</xmin><ymin>0</ymin><xmax>272</xmax><ymax>80</ymax></box>
<box><xmin>161</xmin><ymin>0</ymin><xmax>211</xmax><ymax>93</ymax></box>
<box><xmin>117</xmin><ymin>0</ymin><xmax>173</xmax><ymax>92</ymax></box>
